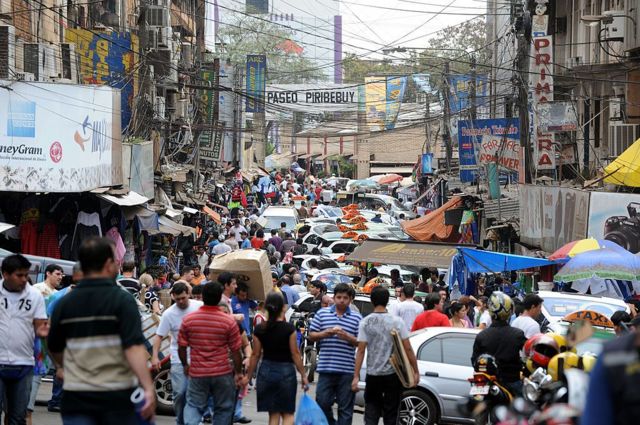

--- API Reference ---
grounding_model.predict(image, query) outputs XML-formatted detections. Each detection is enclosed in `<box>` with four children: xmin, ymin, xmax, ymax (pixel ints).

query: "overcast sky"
<box><xmin>339</xmin><ymin>0</ymin><xmax>488</xmax><ymax>58</ymax></box>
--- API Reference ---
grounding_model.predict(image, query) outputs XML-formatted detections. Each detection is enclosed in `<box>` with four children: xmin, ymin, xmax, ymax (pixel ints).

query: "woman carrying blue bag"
<box><xmin>244</xmin><ymin>292</ymin><xmax>309</xmax><ymax>425</ymax></box>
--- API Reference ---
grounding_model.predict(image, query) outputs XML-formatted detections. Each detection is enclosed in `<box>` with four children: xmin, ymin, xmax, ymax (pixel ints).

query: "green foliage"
<box><xmin>342</xmin><ymin>53</ymin><xmax>417</xmax><ymax>84</ymax></box>
<box><xmin>217</xmin><ymin>15</ymin><xmax>327</xmax><ymax>84</ymax></box>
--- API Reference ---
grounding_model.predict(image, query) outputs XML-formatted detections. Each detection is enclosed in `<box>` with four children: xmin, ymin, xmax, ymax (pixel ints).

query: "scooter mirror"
<box><xmin>566</xmin><ymin>320</ymin><xmax>594</xmax><ymax>348</ymax></box>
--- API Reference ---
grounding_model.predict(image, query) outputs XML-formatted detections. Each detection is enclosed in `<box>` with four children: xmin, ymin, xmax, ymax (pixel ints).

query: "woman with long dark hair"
<box><xmin>245</xmin><ymin>291</ymin><xmax>308</xmax><ymax>425</ymax></box>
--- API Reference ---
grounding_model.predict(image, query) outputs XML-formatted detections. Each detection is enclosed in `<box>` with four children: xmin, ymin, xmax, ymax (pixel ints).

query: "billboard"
<box><xmin>537</xmin><ymin>101</ymin><xmax>579</xmax><ymax>132</ymax></box>
<box><xmin>457</xmin><ymin>118</ymin><xmax>520</xmax><ymax>182</ymax></box>
<box><xmin>448</xmin><ymin>75</ymin><xmax>488</xmax><ymax>114</ymax></box>
<box><xmin>520</xmin><ymin>185</ymin><xmax>590</xmax><ymax>252</ymax></box>
<box><xmin>246</xmin><ymin>55</ymin><xmax>266</xmax><ymax>113</ymax></box>
<box><xmin>219</xmin><ymin>61</ymin><xmax>235</xmax><ymax>162</ymax></box>
<box><xmin>530</xmin><ymin>35</ymin><xmax>556</xmax><ymax>170</ymax></box>
<box><xmin>0</xmin><ymin>81</ymin><xmax>121</xmax><ymax>192</ymax></box>
<box><xmin>587</xmin><ymin>192</ymin><xmax>640</xmax><ymax>253</ymax></box>
<box><xmin>478</xmin><ymin>134</ymin><xmax>520</xmax><ymax>171</ymax></box>
<box><xmin>365</xmin><ymin>76</ymin><xmax>386</xmax><ymax>131</ymax></box>
<box><xmin>385</xmin><ymin>76</ymin><xmax>407</xmax><ymax>130</ymax></box>
<box><xmin>265</xmin><ymin>83</ymin><xmax>358</xmax><ymax>113</ymax></box>
<box><xmin>65</xmin><ymin>29</ymin><xmax>138</xmax><ymax>129</ymax></box>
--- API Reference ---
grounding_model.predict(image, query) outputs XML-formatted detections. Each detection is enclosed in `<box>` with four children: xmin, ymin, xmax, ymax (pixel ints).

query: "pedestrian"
<box><xmin>309</xmin><ymin>283</ymin><xmax>362</xmax><ymax>425</ymax></box>
<box><xmin>48</xmin><ymin>237</ymin><xmax>156</xmax><ymax>424</ymax></box>
<box><xmin>389</xmin><ymin>283</ymin><xmax>424</xmax><ymax>332</ymax></box>
<box><xmin>213</xmin><ymin>235</ymin><xmax>232</xmax><ymax>256</ymax></box>
<box><xmin>269</xmin><ymin>229</ymin><xmax>283</xmax><ymax>252</ymax></box>
<box><xmin>475</xmin><ymin>296</ymin><xmax>492</xmax><ymax>329</ymax></box>
<box><xmin>449</xmin><ymin>301</ymin><xmax>472</xmax><ymax>328</ymax></box>
<box><xmin>251</xmin><ymin>229</ymin><xmax>265</xmax><ymax>250</ymax></box>
<box><xmin>0</xmin><ymin>254</ymin><xmax>49</xmax><ymax>425</ymax></box>
<box><xmin>411</xmin><ymin>293</ymin><xmax>450</xmax><ymax>331</ymax></box>
<box><xmin>244</xmin><ymin>292</ymin><xmax>308</xmax><ymax>425</ymax></box>
<box><xmin>511</xmin><ymin>294</ymin><xmax>543</xmax><ymax>338</ymax></box>
<box><xmin>218</xmin><ymin>272</ymin><xmax>244</xmax><ymax>322</ymax></box>
<box><xmin>117</xmin><ymin>261</ymin><xmax>140</xmax><ymax>292</ymax></box>
<box><xmin>352</xmin><ymin>287</ymin><xmax>419</xmax><ymax>425</ymax></box>
<box><xmin>279</xmin><ymin>275</ymin><xmax>299</xmax><ymax>309</ymax></box>
<box><xmin>191</xmin><ymin>265</ymin><xmax>206</xmax><ymax>286</ymax></box>
<box><xmin>231</xmin><ymin>282</ymin><xmax>258</xmax><ymax>337</ymax></box>
<box><xmin>140</xmin><ymin>273</ymin><xmax>162</xmax><ymax>314</ymax></box>
<box><xmin>180</xmin><ymin>266</ymin><xmax>195</xmax><ymax>286</ymax></box>
<box><xmin>240</xmin><ymin>231</ymin><xmax>252</xmax><ymax>249</ymax></box>
<box><xmin>33</xmin><ymin>264</ymin><xmax>64</xmax><ymax>297</ymax></box>
<box><xmin>178</xmin><ymin>282</ymin><xmax>244</xmax><ymax>425</ymax></box>
<box><xmin>277</xmin><ymin>222</ymin><xmax>288</xmax><ymax>240</ymax></box>
<box><xmin>151</xmin><ymin>282</ymin><xmax>203</xmax><ymax>425</ymax></box>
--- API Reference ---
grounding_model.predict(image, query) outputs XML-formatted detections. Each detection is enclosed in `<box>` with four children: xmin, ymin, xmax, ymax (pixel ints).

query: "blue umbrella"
<box><xmin>554</xmin><ymin>248</ymin><xmax>640</xmax><ymax>282</ymax></box>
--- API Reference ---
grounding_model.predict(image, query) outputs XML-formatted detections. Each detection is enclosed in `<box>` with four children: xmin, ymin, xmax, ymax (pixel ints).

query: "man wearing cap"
<box><xmin>511</xmin><ymin>294</ymin><xmax>543</xmax><ymax>338</ymax></box>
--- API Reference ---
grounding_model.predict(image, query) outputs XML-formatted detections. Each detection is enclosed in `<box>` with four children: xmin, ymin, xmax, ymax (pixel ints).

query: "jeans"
<box><xmin>27</xmin><ymin>375</ymin><xmax>41</xmax><ymax>411</ymax></box>
<box><xmin>316</xmin><ymin>373</ymin><xmax>355</xmax><ymax>425</ymax></box>
<box><xmin>0</xmin><ymin>365</ymin><xmax>33</xmax><ymax>425</ymax></box>
<box><xmin>171</xmin><ymin>363</ymin><xmax>189</xmax><ymax>425</ymax></box>
<box><xmin>234</xmin><ymin>398</ymin><xmax>243</xmax><ymax>420</ymax></box>
<box><xmin>48</xmin><ymin>371</ymin><xmax>63</xmax><ymax>409</ymax></box>
<box><xmin>363</xmin><ymin>374</ymin><xmax>402</xmax><ymax>425</ymax></box>
<box><xmin>183</xmin><ymin>374</ymin><xmax>236</xmax><ymax>425</ymax></box>
<box><xmin>61</xmin><ymin>412</ymin><xmax>138</xmax><ymax>425</ymax></box>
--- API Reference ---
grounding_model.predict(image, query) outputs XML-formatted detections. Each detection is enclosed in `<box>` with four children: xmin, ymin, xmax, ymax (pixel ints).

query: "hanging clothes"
<box><xmin>35</xmin><ymin>222</ymin><xmax>61</xmax><ymax>259</ymax></box>
<box><xmin>19</xmin><ymin>196</ymin><xmax>40</xmax><ymax>255</ymax></box>
<box><xmin>70</xmin><ymin>212</ymin><xmax>102</xmax><ymax>259</ymax></box>
<box><xmin>106</xmin><ymin>226</ymin><xmax>126</xmax><ymax>265</ymax></box>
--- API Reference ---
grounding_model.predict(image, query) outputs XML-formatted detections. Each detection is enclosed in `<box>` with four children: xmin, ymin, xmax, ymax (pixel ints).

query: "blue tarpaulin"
<box><xmin>458</xmin><ymin>248</ymin><xmax>554</xmax><ymax>273</ymax></box>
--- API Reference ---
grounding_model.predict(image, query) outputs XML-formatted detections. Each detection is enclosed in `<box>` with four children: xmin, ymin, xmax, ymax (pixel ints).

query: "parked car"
<box><xmin>537</xmin><ymin>290</ymin><xmax>628</xmax><ymax>324</ymax></box>
<box><xmin>0</xmin><ymin>248</ymin><xmax>76</xmax><ymax>283</ymax></box>
<box><xmin>286</xmin><ymin>292</ymin><xmax>399</xmax><ymax>322</ymax></box>
<box><xmin>336</xmin><ymin>193</ymin><xmax>416</xmax><ymax>219</ymax></box>
<box><xmin>355</xmin><ymin>328</ymin><xmax>479</xmax><ymax>425</ymax></box>
<box><xmin>257</xmin><ymin>206</ymin><xmax>299</xmax><ymax>231</ymax></box>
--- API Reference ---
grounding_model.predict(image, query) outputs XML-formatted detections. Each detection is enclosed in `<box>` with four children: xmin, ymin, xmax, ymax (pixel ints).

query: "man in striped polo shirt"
<box><xmin>309</xmin><ymin>283</ymin><xmax>362</xmax><ymax>425</ymax></box>
<box><xmin>178</xmin><ymin>281</ymin><xmax>243</xmax><ymax>425</ymax></box>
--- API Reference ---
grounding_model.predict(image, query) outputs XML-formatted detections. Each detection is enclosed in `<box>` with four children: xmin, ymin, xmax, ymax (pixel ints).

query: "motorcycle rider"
<box><xmin>471</xmin><ymin>291</ymin><xmax>527</xmax><ymax>396</ymax></box>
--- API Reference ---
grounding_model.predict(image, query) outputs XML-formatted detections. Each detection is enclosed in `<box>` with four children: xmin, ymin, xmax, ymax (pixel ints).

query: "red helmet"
<box><xmin>529</xmin><ymin>334</ymin><xmax>560</xmax><ymax>369</ymax></box>
<box><xmin>523</xmin><ymin>333</ymin><xmax>545</xmax><ymax>360</ymax></box>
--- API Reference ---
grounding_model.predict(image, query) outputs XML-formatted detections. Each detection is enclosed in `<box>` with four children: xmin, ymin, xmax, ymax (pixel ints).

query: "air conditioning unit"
<box><xmin>14</xmin><ymin>72</ymin><xmax>35</xmax><ymax>81</ymax></box>
<box><xmin>147</xmin><ymin>29</ymin><xmax>159</xmax><ymax>50</ymax></box>
<box><xmin>23</xmin><ymin>43</ymin><xmax>46</xmax><ymax>81</ymax></box>
<box><xmin>180</xmin><ymin>42</ymin><xmax>193</xmax><ymax>67</ymax></box>
<box><xmin>609</xmin><ymin>123</ymin><xmax>640</xmax><ymax>157</ymax></box>
<box><xmin>603</xmin><ymin>12</ymin><xmax>626</xmax><ymax>42</ymax></box>
<box><xmin>0</xmin><ymin>25</ymin><xmax>16</xmax><ymax>79</ymax></box>
<box><xmin>154</xmin><ymin>95</ymin><xmax>166</xmax><ymax>119</ymax></box>
<box><xmin>174</xmin><ymin>98</ymin><xmax>188</xmax><ymax>120</ymax></box>
<box><xmin>147</xmin><ymin>6</ymin><xmax>170</xmax><ymax>27</ymax></box>
<box><xmin>566</xmin><ymin>56</ymin><xmax>583</xmax><ymax>68</ymax></box>
<box><xmin>0</xmin><ymin>0</ymin><xmax>11</xmax><ymax>16</ymax></box>
<box><xmin>610</xmin><ymin>97</ymin><xmax>623</xmax><ymax>121</ymax></box>
<box><xmin>60</xmin><ymin>43</ymin><xmax>79</xmax><ymax>83</ymax></box>
<box><xmin>158</xmin><ymin>27</ymin><xmax>172</xmax><ymax>48</ymax></box>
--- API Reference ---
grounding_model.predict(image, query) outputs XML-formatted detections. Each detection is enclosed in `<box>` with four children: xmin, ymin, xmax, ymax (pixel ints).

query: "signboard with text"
<box><xmin>478</xmin><ymin>135</ymin><xmax>521</xmax><ymax>171</ymax></box>
<box><xmin>246</xmin><ymin>55</ymin><xmax>266</xmax><ymax>113</ymax></box>
<box><xmin>530</xmin><ymin>36</ymin><xmax>556</xmax><ymax>170</ymax></box>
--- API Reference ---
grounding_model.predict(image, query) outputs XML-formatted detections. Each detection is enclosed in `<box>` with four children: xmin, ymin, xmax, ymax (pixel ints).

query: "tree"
<box><xmin>216</xmin><ymin>15</ymin><xmax>328</xmax><ymax>84</ymax></box>
<box><xmin>342</xmin><ymin>53</ymin><xmax>417</xmax><ymax>84</ymax></box>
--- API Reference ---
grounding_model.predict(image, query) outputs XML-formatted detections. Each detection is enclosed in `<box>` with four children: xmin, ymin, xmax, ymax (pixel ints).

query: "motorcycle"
<box><xmin>294</xmin><ymin>312</ymin><xmax>318</xmax><ymax>382</ymax></box>
<box><xmin>465</xmin><ymin>354</ymin><xmax>514</xmax><ymax>425</ymax></box>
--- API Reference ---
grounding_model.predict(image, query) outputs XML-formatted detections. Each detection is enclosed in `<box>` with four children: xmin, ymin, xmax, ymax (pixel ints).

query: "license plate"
<box><xmin>470</xmin><ymin>385</ymin><xmax>489</xmax><ymax>396</ymax></box>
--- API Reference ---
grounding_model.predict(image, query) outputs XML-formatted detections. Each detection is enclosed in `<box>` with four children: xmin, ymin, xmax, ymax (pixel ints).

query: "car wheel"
<box><xmin>398</xmin><ymin>390</ymin><xmax>438</xmax><ymax>425</ymax></box>
<box><xmin>154</xmin><ymin>367</ymin><xmax>174</xmax><ymax>415</ymax></box>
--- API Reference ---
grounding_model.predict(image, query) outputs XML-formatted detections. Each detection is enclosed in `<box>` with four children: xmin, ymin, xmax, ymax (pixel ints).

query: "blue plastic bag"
<box><xmin>294</xmin><ymin>393</ymin><xmax>329</xmax><ymax>425</ymax></box>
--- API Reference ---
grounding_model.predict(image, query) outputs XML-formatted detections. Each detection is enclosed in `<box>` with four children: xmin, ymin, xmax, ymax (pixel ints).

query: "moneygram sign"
<box><xmin>0</xmin><ymin>81</ymin><xmax>121</xmax><ymax>192</ymax></box>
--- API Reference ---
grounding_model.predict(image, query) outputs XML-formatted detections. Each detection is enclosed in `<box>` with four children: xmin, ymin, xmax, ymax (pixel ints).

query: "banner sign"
<box><xmin>421</xmin><ymin>153</ymin><xmax>433</xmax><ymax>174</ymax></box>
<box><xmin>246</xmin><ymin>55</ymin><xmax>266</xmax><ymax>113</ymax></box>
<box><xmin>385</xmin><ymin>76</ymin><xmax>408</xmax><ymax>130</ymax></box>
<box><xmin>219</xmin><ymin>60</ymin><xmax>235</xmax><ymax>162</ymax></box>
<box><xmin>530</xmin><ymin>35</ymin><xmax>556</xmax><ymax>170</ymax></box>
<box><xmin>457</xmin><ymin>118</ymin><xmax>520</xmax><ymax>182</ymax></box>
<box><xmin>413</xmin><ymin>74</ymin><xmax>435</xmax><ymax>94</ymax></box>
<box><xmin>587</xmin><ymin>192</ymin><xmax>640</xmax><ymax>253</ymax></box>
<box><xmin>66</xmin><ymin>29</ymin><xmax>138</xmax><ymax>129</ymax></box>
<box><xmin>0</xmin><ymin>81</ymin><xmax>120</xmax><ymax>192</ymax></box>
<box><xmin>448</xmin><ymin>75</ymin><xmax>488</xmax><ymax>114</ymax></box>
<box><xmin>365</xmin><ymin>76</ymin><xmax>387</xmax><ymax>131</ymax></box>
<box><xmin>520</xmin><ymin>185</ymin><xmax>590</xmax><ymax>252</ymax></box>
<box><xmin>478</xmin><ymin>135</ymin><xmax>521</xmax><ymax>171</ymax></box>
<box><xmin>197</xmin><ymin>65</ymin><xmax>216</xmax><ymax>151</ymax></box>
<box><xmin>537</xmin><ymin>101</ymin><xmax>579</xmax><ymax>132</ymax></box>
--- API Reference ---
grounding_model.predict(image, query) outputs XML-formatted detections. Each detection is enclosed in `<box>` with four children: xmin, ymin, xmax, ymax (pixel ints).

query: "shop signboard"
<box><xmin>448</xmin><ymin>75</ymin><xmax>488</xmax><ymax>114</ymax></box>
<box><xmin>520</xmin><ymin>185</ymin><xmax>590</xmax><ymax>252</ymax></box>
<box><xmin>219</xmin><ymin>60</ymin><xmax>235</xmax><ymax>162</ymax></box>
<box><xmin>197</xmin><ymin>63</ymin><xmax>216</xmax><ymax>152</ymax></box>
<box><xmin>530</xmin><ymin>35</ymin><xmax>556</xmax><ymax>170</ymax></box>
<box><xmin>246</xmin><ymin>54</ymin><xmax>266</xmax><ymax>113</ymax></box>
<box><xmin>478</xmin><ymin>134</ymin><xmax>521</xmax><ymax>171</ymax></box>
<box><xmin>458</xmin><ymin>118</ymin><xmax>520</xmax><ymax>182</ymax></box>
<box><xmin>537</xmin><ymin>101</ymin><xmax>579</xmax><ymax>132</ymax></box>
<box><xmin>587</xmin><ymin>192</ymin><xmax>640</xmax><ymax>253</ymax></box>
<box><xmin>65</xmin><ymin>29</ymin><xmax>138</xmax><ymax>129</ymax></box>
<box><xmin>0</xmin><ymin>81</ymin><xmax>121</xmax><ymax>192</ymax></box>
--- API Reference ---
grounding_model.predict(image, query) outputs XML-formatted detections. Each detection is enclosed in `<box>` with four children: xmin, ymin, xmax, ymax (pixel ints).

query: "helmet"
<box><xmin>474</xmin><ymin>354</ymin><xmax>498</xmax><ymax>376</ymax></box>
<box><xmin>548</xmin><ymin>352</ymin><xmax>581</xmax><ymax>381</ymax></box>
<box><xmin>580</xmin><ymin>353</ymin><xmax>597</xmax><ymax>373</ymax></box>
<box><xmin>524</xmin><ymin>334</ymin><xmax>560</xmax><ymax>372</ymax></box>
<box><xmin>488</xmin><ymin>291</ymin><xmax>513</xmax><ymax>321</ymax></box>
<box><xmin>523</xmin><ymin>333</ymin><xmax>545</xmax><ymax>359</ymax></box>
<box><xmin>547</xmin><ymin>332</ymin><xmax>577</xmax><ymax>353</ymax></box>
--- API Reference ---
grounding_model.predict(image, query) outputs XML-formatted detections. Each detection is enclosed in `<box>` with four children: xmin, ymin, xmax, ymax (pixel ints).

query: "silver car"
<box><xmin>355</xmin><ymin>327</ymin><xmax>479</xmax><ymax>425</ymax></box>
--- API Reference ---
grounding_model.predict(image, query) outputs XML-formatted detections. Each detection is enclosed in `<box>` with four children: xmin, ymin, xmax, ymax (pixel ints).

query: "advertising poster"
<box><xmin>537</xmin><ymin>102</ymin><xmax>579</xmax><ymax>132</ymax></box>
<box><xmin>457</xmin><ymin>118</ymin><xmax>520</xmax><ymax>182</ymax></box>
<box><xmin>246</xmin><ymin>55</ymin><xmax>266</xmax><ymax>113</ymax></box>
<box><xmin>385</xmin><ymin>76</ymin><xmax>407</xmax><ymax>130</ymax></box>
<box><xmin>65</xmin><ymin>29</ymin><xmax>138</xmax><ymax>129</ymax></box>
<box><xmin>219</xmin><ymin>60</ymin><xmax>235</xmax><ymax>162</ymax></box>
<box><xmin>197</xmin><ymin>65</ymin><xmax>216</xmax><ymax>152</ymax></box>
<box><xmin>421</xmin><ymin>153</ymin><xmax>433</xmax><ymax>174</ymax></box>
<box><xmin>448</xmin><ymin>75</ymin><xmax>488</xmax><ymax>114</ymax></box>
<box><xmin>365</xmin><ymin>76</ymin><xmax>386</xmax><ymax>131</ymax></box>
<box><xmin>520</xmin><ymin>185</ymin><xmax>590</xmax><ymax>252</ymax></box>
<box><xmin>0</xmin><ymin>81</ymin><xmax>120</xmax><ymax>192</ymax></box>
<box><xmin>587</xmin><ymin>192</ymin><xmax>640</xmax><ymax>253</ymax></box>
<box><xmin>478</xmin><ymin>134</ymin><xmax>521</xmax><ymax>171</ymax></box>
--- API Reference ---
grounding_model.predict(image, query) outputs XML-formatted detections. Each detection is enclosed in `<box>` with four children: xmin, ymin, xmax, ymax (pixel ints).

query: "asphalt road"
<box><xmin>33</xmin><ymin>381</ymin><xmax>366</xmax><ymax>425</ymax></box>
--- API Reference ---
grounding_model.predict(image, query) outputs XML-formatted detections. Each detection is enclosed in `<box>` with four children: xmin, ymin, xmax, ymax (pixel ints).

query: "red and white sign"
<box><xmin>478</xmin><ymin>135</ymin><xmax>521</xmax><ymax>171</ymax></box>
<box><xmin>530</xmin><ymin>35</ymin><xmax>556</xmax><ymax>170</ymax></box>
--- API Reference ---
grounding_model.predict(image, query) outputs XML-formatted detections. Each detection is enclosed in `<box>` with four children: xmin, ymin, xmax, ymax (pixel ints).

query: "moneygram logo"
<box><xmin>7</xmin><ymin>100</ymin><xmax>36</xmax><ymax>138</ymax></box>
<box><xmin>49</xmin><ymin>142</ymin><xmax>62</xmax><ymax>163</ymax></box>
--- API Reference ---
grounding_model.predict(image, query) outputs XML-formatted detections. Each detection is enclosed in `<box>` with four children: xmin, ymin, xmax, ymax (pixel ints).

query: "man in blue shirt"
<box><xmin>309</xmin><ymin>283</ymin><xmax>362</xmax><ymax>425</ymax></box>
<box><xmin>279</xmin><ymin>276</ymin><xmax>299</xmax><ymax>309</ymax></box>
<box><xmin>231</xmin><ymin>283</ymin><xmax>258</xmax><ymax>337</ymax></box>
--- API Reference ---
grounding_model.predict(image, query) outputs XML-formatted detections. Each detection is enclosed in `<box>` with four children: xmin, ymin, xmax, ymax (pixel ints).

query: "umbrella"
<box><xmin>603</xmin><ymin>137</ymin><xmax>640</xmax><ymax>187</ymax></box>
<box><xmin>554</xmin><ymin>248</ymin><xmax>640</xmax><ymax>282</ymax></box>
<box><xmin>346</xmin><ymin>179</ymin><xmax>380</xmax><ymax>190</ymax></box>
<box><xmin>549</xmin><ymin>238</ymin><xmax>629</xmax><ymax>261</ymax></box>
<box><xmin>377</xmin><ymin>174</ymin><xmax>404</xmax><ymax>185</ymax></box>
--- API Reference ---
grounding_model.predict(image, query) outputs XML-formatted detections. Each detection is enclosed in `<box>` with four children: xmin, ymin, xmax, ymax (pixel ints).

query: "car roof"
<box><xmin>409</xmin><ymin>327</ymin><xmax>480</xmax><ymax>343</ymax></box>
<box><xmin>538</xmin><ymin>290</ymin><xmax>628</xmax><ymax>307</ymax></box>
<box><xmin>261</xmin><ymin>206</ymin><xmax>298</xmax><ymax>216</ymax></box>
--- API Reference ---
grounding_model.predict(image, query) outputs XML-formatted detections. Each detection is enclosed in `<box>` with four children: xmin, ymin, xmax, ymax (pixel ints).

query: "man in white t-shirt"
<box><xmin>390</xmin><ymin>284</ymin><xmax>425</xmax><ymax>332</ymax></box>
<box><xmin>151</xmin><ymin>282</ymin><xmax>203</xmax><ymax>425</ymax></box>
<box><xmin>33</xmin><ymin>263</ymin><xmax>64</xmax><ymax>298</ymax></box>
<box><xmin>511</xmin><ymin>294</ymin><xmax>543</xmax><ymax>338</ymax></box>
<box><xmin>0</xmin><ymin>254</ymin><xmax>48</xmax><ymax>424</ymax></box>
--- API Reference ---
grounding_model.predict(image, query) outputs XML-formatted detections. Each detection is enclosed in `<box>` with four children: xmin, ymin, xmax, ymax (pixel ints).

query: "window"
<box><xmin>305</xmin><ymin>234</ymin><xmax>320</xmax><ymax>246</ymax></box>
<box><xmin>332</xmin><ymin>243</ymin><xmax>355</xmax><ymax>254</ymax></box>
<box><xmin>441</xmin><ymin>336</ymin><xmax>475</xmax><ymax>367</ymax></box>
<box><xmin>418</xmin><ymin>339</ymin><xmax>442</xmax><ymax>363</ymax></box>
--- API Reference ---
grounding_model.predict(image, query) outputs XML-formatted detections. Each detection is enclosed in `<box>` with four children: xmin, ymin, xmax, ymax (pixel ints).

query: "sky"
<box><xmin>339</xmin><ymin>0</ymin><xmax>488</xmax><ymax>59</ymax></box>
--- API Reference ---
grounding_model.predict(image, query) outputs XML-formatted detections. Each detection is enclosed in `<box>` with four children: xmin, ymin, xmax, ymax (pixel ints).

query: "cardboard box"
<box><xmin>208</xmin><ymin>249</ymin><xmax>273</xmax><ymax>301</ymax></box>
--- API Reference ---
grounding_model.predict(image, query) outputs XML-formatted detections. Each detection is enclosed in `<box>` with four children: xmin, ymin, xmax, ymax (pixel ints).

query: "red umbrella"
<box><xmin>377</xmin><ymin>174</ymin><xmax>404</xmax><ymax>185</ymax></box>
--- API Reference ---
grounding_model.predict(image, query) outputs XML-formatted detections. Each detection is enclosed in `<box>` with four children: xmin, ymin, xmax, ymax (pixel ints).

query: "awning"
<box><xmin>0</xmin><ymin>222</ymin><xmax>15</xmax><ymax>234</ymax></box>
<box><xmin>346</xmin><ymin>239</ymin><xmax>462</xmax><ymax>269</ymax></box>
<box><xmin>157</xmin><ymin>216</ymin><xmax>196</xmax><ymax>236</ymax></box>
<box><xmin>604</xmin><ymin>137</ymin><xmax>640</xmax><ymax>187</ymax></box>
<box><xmin>370</xmin><ymin>166</ymin><xmax>414</xmax><ymax>175</ymax></box>
<box><xmin>98</xmin><ymin>190</ymin><xmax>149</xmax><ymax>206</ymax></box>
<box><xmin>402</xmin><ymin>196</ymin><xmax>464</xmax><ymax>242</ymax></box>
<box><xmin>458</xmin><ymin>247</ymin><xmax>554</xmax><ymax>273</ymax></box>
<box><xmin>299</xmin><ymin>153</ymin><xmax>321</xmax><ymax>159</ymax></box>
<box><xmin>203</xmin><ymin>206</ymin><xmax>221</xmax><ymax>224</ymax></box>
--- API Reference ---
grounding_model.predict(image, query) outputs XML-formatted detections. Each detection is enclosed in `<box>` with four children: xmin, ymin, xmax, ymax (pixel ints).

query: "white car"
<box><xmin>286</xmin><ymin>292</ymin><xmax>399</xmax><ymax>322</ymax></box>
<box><xmin>537</xmin><ymin>290</ymin><xmax>628</xmax><ymax>325</ymax></box>
<box><xmin>258</xmin><ymin>206</ymin><xmax>299</xmax><ymax>231</ymax></box>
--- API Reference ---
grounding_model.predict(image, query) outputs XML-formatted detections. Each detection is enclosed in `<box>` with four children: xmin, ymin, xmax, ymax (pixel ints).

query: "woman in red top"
<box><xmin>251</xmin><ymin>229</ymin><xmax>265</xmax><ymax>249</ymax></box>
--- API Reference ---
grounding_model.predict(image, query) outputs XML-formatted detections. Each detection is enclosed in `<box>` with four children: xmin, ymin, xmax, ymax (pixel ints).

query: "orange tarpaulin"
<box><xmin>203</xmin><ymin>206</ymin><xmax>221</xmax><ymax>225</ymax></box>
<box><xmin>401</xmin><ymin>196</ymin><xmax>463</xmax><ymax>242</ymax></box>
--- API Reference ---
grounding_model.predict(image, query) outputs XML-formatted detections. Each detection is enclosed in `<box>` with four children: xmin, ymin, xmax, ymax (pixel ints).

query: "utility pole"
<box><xmin>443</xmin><ymin>60</ymin><xmax>452</xmax><ymax>173</ymax></box>
<box><xmin>516</xmin><ymin>7</ymin><xmax>533</xmax><ymax>184</ymax></box>
<box><xmin>424</xmin><ymin>92</ymin><xmax>431</xmax><ymax>153</ymax></box>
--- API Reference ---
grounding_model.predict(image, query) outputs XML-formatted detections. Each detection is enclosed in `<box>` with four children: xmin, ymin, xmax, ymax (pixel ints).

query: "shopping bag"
<box><xmin>294</xmin><ymin>393</ymin><xmax>329</xmax><ymax>425</ymax></box>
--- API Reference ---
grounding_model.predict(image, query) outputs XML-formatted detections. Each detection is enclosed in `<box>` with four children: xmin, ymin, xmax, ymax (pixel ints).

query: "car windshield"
<box><xmin>316</xmin><ymin>206</ymin><xmax>343</xmax><ymax>217</ymax></box>
<box><xmin>263</xmin><ymin>217</ymin><xmax>297</xmax><ymax>231</ymax></box>
<box><xmin>543</xmin><ymin>296</ymin><xmax>626</xmax><ymax>318</ymax></box>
